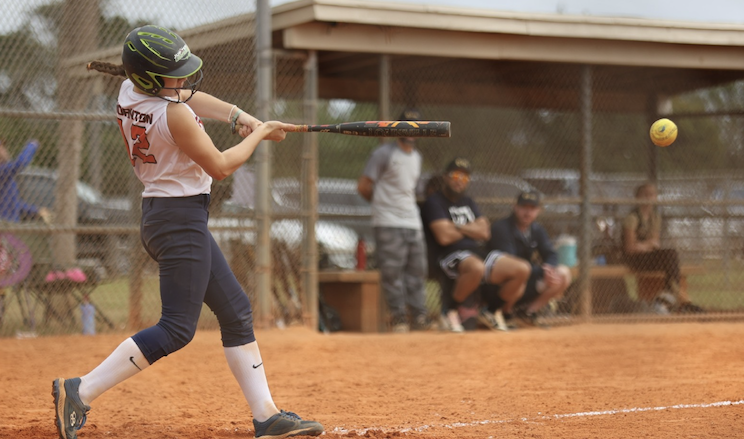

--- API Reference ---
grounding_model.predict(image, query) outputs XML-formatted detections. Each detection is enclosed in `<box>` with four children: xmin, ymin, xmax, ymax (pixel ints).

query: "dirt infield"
<box><xmin>1</xmin><ymin>322</ymin><xmax>743</xmax><ymax>438</ymax></box>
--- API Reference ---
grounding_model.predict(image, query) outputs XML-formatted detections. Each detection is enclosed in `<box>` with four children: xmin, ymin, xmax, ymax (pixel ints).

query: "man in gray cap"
<box><xmin>484</xmin><ymin>190</ymin><xmax>573</xmax><ymax>327</ymax></box>
<box><xmin>358</xmin><ymin>108</ymin><xmax>429</xmax><ymax>332</ymax></box>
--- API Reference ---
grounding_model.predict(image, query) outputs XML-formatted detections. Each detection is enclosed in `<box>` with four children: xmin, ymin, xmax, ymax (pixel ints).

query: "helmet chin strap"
<box><xmin>157</xmin><ymin>70</ymin><xmax>204</xmax><ymax>104</ymax></box>
<box><xmin>157</xmin><ymin>90</ymin><xmax>195</xmax><ymax>104</ymax></box>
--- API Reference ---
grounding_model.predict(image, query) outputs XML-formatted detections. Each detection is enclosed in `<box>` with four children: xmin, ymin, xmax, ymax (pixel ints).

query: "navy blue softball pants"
<box><xmin>131</xmin><ymin>194</ymin><xmax>255</xmax><ymax>365</ymax></box>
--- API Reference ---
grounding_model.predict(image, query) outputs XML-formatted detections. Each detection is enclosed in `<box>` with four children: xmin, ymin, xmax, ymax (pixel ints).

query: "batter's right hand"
<box><xmin>260</xmin><ymin>121</ymin><xmax>295</xmax><ymax>142</ymax></box>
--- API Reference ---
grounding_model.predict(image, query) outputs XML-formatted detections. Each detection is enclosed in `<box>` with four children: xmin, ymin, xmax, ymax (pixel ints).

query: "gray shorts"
<box><xmin>439</xmin><ymin>249</ymin><xmax>504</xmax><ymax>284</ymax></box>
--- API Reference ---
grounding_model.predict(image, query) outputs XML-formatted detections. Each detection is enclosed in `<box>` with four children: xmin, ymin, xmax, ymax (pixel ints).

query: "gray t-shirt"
<box><xmin>362</xmin><ymin>142</ymin><xmax>422</xmax><ymax>229</ymax></box>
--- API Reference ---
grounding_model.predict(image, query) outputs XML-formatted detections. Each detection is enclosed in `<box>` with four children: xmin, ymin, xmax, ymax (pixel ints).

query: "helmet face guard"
<box><xmin>122</xmin><ymin>25</ymin><xmax>203</xmax><ymax>99</ymax></box>
<box><xmin>158</xmin><ymin>70</ymin><xmax>204</xmax><ymax>103</ymax></box>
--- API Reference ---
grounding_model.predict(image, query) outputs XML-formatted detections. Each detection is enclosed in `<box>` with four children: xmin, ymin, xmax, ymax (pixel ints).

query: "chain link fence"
<box><xmin>0</xmin><ymin>0</ymin><xmax>260</xmax><ymax>336</ymax></box>
<box><xmin>1</xmin><ymin>0</ymin><xmax>744</xmax><ymax>337</ymax></box>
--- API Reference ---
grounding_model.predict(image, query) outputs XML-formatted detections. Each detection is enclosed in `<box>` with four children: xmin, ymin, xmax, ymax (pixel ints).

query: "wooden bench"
<box><xmin>569</xmin><ymin>264</ymin><xmax>706</xmax><ymax>304</ymax></box>
<box><xmin>318</xmin><ymin>270</ymin><xmax>385</xmax><ymax>333</ymax></box>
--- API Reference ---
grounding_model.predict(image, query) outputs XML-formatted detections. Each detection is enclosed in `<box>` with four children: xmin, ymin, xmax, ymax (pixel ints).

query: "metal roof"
<box><xmin>75</xmin><ymin>0</ymin><xmax>744</xmax><ymax>111</ymax></box>
<box><xmin>274</xmin><ymin>0</ymin><xmax>744</xmax><ymax>49</ymax></box>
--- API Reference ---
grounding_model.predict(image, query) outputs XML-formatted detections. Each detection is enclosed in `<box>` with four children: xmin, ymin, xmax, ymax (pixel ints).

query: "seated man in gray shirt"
<box><xmin>357</xmin><ymin>108</ymin><xmax>429</xmax><ymax>333</ymax></box>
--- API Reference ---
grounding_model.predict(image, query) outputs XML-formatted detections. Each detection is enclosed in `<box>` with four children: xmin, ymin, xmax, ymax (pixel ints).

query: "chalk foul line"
<box><xmin>330</xmin><ymin>399</ymin><xmax>744</xmax><ymax>435</ymax></box>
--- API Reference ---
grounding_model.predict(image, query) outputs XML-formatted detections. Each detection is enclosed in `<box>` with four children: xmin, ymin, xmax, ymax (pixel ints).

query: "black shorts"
<box><xmin>483</xmin><ymin>266</ymin><xmax>544</xmax><ymax>310</ymax></box>
<box><xmin>438</xmin><ymin>249</ymin><xmax>504</xmax><ymax>284</ymax></box>
<box><xmin>438</xmin><ymin>250</ymin><xmax>478</xmax><ymax>280</ymax></box>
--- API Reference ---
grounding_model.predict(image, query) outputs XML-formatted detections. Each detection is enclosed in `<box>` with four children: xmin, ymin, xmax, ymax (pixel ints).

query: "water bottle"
<box><xmin>80</xmin><ymin>301</ymin><xmax>96</xmax><ymax>335</ymax></box>
<box><xmin>556</xmin><ymin>235</ymin><xmax>578</xmax><ymax>267</ymax></box>
<box><xmin>355</xmin><ymin>237</ymin><xmax>367</xmax><ymax>270</ymax></box>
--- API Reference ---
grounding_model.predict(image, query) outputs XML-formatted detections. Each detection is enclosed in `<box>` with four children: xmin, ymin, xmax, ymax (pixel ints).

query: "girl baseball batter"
<box><xmin>52</xmin><ymin>25</ymin><xmax>323</xmax><ymax>439</ymax></box>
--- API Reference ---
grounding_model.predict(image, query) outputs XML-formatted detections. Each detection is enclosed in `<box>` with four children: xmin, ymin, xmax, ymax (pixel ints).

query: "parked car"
<box><xmin>443</xmin><ymin>171</ymin><xmax>581</xmax><ymax>237</ymax></box>
<box><xmin>208</xmin><ymin>215</ymin><xmax>361</xmax><ymax>270</ymax></box>
<box><xmin>708</xmin><ymin>182</ymin><xmax>744</xmax><ymax>257</ymax></box>
<box><xmin>15</xmin><ymin>167</ymin><xmax>133</xmax><ymax>276</ymax></box>
<box><xmin>271</xmin><ymin>177</ymin><xmax>372</xmax><ymax>218</ymax></box>
<box><xmin>222</xmin><ymin>172</ymin><xmax>620</xmax><ymax>269</ymax></box>
<box><xmin>520</xmin><ymin>168</ymin><xmax>580</xmax><ymax>199</ymax></box>
<box><xmin>221</xmin><ymin>176</ymin><xmax>374</xmax><ymax>269</ymax></box>
<box><xmin>466</xmin><ymin>173</ymin><xmax>536</xmax><ymax>214</ymax></box>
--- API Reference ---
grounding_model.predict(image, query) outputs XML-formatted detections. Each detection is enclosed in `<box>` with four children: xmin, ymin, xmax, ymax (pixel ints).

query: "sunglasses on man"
<box><xmin>448</xmin><ymin>171</ymin><xmax>470</xmax><ymax>183</ymax></box>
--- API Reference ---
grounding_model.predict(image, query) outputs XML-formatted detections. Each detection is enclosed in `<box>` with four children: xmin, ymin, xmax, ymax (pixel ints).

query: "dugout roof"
<box><xmin>73</xmin><ymin>0</ymin><xmax>744</xmax><ymax>112</ymax></box>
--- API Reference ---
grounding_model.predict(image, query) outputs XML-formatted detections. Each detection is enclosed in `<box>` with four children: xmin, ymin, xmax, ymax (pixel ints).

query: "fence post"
<box><xmin>579</xmin><ymin>64</ymin><xmax>594</xmax><ymax>320</ymax></box>
<box><xmin>254</xmin><ymin>0</ymin><xmax>273</xmax><ymax>328</ymax></box>
<box><xmin>302</xmin><ymin>50</ymin><xmax>319</xmax><ymax>330</ymax></box>
<box><xmin>53</xmin><ymin>0</ymin><xmax>99</xmax><ymax>268</ymax></box>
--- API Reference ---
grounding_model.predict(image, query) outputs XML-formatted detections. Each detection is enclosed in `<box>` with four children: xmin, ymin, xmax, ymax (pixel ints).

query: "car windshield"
<box><xmin>469</xmin><ymin>180</ymin><xmax>526</xmax><ymax>198</ymax></box>
<box><xmin>77</xmin><ymin>182</ymin><xmax>103</xmax><ymax>205</ymax></box>
<box><xmin>319</xmin><ymin>192</ymin><xmax>368</xmax><ymax>208</ymax></box>
<box><xmin>278</xmin><ymin>191</ymin><xmax>367</xmax><ymax>208</ymax></box>
<box><xmin>16</xmin><ymin>170</ymin><xmax>103</xmax><ymax>207</ymax></box>
<box><xmin>271</xmin><ymin>178</ymin><xmax>370</xmax><ymax>215</ymax></box>
<box><xmin>521</xmin><ymin>169</ymin><xmax>580</xmax><ymax>197</ymax></box>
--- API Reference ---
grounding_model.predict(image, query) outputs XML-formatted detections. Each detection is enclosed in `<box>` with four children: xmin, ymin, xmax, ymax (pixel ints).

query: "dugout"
<box><xmin>70</xmin><ymin>0</ymin><xmax>744</xmax><ymax>325</ymax></box>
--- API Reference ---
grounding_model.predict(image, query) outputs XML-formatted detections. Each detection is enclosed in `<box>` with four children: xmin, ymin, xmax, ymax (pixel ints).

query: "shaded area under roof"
<box><xmin>72</xmin><ymin>0</ymin><xmax>744</xmax><ymax>111</ymax></box>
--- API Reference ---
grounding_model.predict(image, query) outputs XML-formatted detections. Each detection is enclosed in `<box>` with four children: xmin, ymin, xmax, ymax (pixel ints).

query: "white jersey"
<box><xmin>116</xmin><ymin>79</ymin><xmax>212</xmax><ymax>198</ymax></box>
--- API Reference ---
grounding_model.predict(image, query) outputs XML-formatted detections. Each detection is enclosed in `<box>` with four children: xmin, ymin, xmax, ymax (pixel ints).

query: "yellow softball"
<box><xmin>649</xmin><ymin>118</ymin><xmax>678</xmax><ymax>147</ymax></box>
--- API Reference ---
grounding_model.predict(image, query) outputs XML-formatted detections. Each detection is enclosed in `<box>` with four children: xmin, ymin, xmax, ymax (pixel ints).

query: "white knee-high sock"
<box><xmin>224</xmin><ymin>341</ymin><xmax>279</xmax><ymax>422</ymax></box>
<box><xmin>78</xmin><ymin>337</ymin><xmax>149</xmax><ymax>405</ymax></box>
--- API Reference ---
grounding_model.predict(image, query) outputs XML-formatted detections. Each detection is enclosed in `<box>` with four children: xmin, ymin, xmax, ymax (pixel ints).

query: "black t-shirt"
<box><xmin>421</xmin><ymin>191</ymin><xmax>483</xmax><ymax>259</ymax></box>
<box><xmin>488</xmin><ymin>213</ymin><xmax>558</xmax><ymax>277</ymax></box>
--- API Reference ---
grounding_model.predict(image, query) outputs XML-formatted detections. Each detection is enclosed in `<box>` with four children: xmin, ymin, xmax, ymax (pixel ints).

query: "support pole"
<box><xmin>53</xmin><ymin>0</ymin><xmax>98</xmax><ymax>268</ymax></box>
<box><xmin>579</xmin><ymin>65</ymin><xmax>593</xmax><ymax>321</ymax></box>
<box><xmin>302</xmin><ymin>50</ymin><xmax>319</xmax><ymax>330</ymax></box>
<box><xmin>379</xmin><ymin>55</ymin><xmax>391</xmax><ymax>121</ymax></box>
<box><xmin>255</xmin><ymin>0</ymin><xmax>273</xmax><ymax>328</ymax></box>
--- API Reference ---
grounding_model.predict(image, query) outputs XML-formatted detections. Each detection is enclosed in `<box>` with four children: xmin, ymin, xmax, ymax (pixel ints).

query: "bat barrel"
<box><xmin>364</xmin><ymin>121</ymin><xmax>450</xmax><ymax>138</ymax></box>
<box><xmin>287</xmin><ymin>121</ymin><xmax>451</xmax><ymax>137</ymax></box>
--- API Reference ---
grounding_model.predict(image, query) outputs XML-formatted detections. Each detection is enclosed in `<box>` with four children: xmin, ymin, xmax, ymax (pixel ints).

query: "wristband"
<box><xmin>231</xmin><ymin>109</ymin><xmax>244</xmax><ymax>124</ymax></box>
<box><xmin>227</xmin><ymin>105</ymin><xmax>237</xmax><ymax>122</ymax></box>
<box><xmin>230</xmin><ymin>109</ymin><xmax>244</xmax><ymax>134</ymax></box>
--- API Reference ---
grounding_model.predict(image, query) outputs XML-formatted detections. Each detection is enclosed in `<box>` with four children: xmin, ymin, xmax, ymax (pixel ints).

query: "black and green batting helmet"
<box><xmin>122</xmin><ymin>25</ymin><xmax>203</xmax><ymax>96</ymax></box>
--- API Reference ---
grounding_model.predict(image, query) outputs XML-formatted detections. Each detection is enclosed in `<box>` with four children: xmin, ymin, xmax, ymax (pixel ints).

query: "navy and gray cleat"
<box><xmin>52</xmin><ymin>377</ymin><xmax>90</xmax><ymax>439</ymax></box>
<box><xmin>253</xmin><ymin>410</ymin><xmax>324</xmax><ymax>438</ymax></box>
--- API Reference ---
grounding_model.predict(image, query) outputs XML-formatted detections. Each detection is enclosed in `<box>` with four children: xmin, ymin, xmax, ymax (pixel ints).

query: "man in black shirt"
<box><xmin>485</xmin><ymin>190</ymin><xmax>573</xmax><ymax>326</ymax></box>
<box><xmin>420</xmin><ymin>158</ymin><xmax>530</xmax><ymax>331</ymax></box>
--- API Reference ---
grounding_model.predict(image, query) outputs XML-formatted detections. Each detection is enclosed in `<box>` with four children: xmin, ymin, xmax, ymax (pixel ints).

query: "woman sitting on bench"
<box><xmin>622</xmin><ymin>182</ymin><xmax>704</xmax><ymax>314</ymax></box>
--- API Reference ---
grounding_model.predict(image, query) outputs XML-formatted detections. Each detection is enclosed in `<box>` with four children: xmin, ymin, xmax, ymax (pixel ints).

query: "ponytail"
<box><xmin>86</xmin><ymin>61</ymin><xmax>126</xmax><ymax>78</ymax></box>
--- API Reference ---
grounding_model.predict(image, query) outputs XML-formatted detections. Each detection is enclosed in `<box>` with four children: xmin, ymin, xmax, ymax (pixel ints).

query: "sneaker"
<box><xmin>444</xmin><ymin>309</ymin><xmax>464</xmax><ymax>333</ymax></box>
<box><xmin>652</xmin><ymin>298</ymin><xmax>671</xmax><ymax>315</ymax></box>
<box><xmin>52</xmin><ymin>377</ymin><xmax>90</xmax><ymax>439</ymax></box>
<box><xmin>253</xmin><ymin>410</ymin><xmax>323</xmax><ymax>438</ymax></box>
<box><xmin>657</xmin><ymin>291</ymin><xmax>678</xmax><ymax>307</ymax></box>
<box><xmin>391</xmin><ymin>316</ymin><xmax>410</xmax><ymax>333</ymax></box>
<box><xmin>478</xmin><ymin>309</ymin><xmax>508</xmax><ymax>331</ymax></box>
<box><xmin>492</xmin><ymin>309</ymin><xmax>510</xmax><ymax>331</ymax></box>
<box><xmin>515</xmin><ymin>309</ymin><xmax>547</xmax><ymax>328</ymax></box>
<box><xmin>392</xmin><ymin>322</ymin><xmax>410</xmax><ymax>333</ymax></box>
<box><xmin>676</xmin><ymin>302</ymin><xmax>705</xmax><ymax>314</ymax></box>
<box><xmin>411</xmin><ymin>314</ymin><xmax>432</xmax><ymax>331</ymax></box>
<box><xmin>437</xmin><ymin>314</ymin><xmax>450</xmax><ymax>332</ymax></box>
<box><xmin>501</xmin><ymin>311</ymin><xmax>519</xmax><ymax>330</ymax></box>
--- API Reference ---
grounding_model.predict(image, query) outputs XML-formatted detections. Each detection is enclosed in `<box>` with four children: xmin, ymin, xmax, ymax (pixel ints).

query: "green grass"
<box><xmin>0</xmin><ymin>275</ymin><xmax>223</xmax><ymax>337</ymax></box>
<box><xmin>612</xmin><ymin>259</ymin><xmax>744</xmax><ymax>311</ymax></box>
<box><xmin>685</xmin><ymin>260</ymin><xmax>744</xmax><ymax>310</ymax></box>
<box><xmin>3</xmin><ymin>258</ymin><xmax>743</xmax><ymax>337</ymax></box>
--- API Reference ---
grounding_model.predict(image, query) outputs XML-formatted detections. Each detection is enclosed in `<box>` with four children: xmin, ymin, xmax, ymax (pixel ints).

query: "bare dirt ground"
<box><xmin>1</xmin><ymin>322</ymin><xmax>743</xmax><ymax>438</ymax></box>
